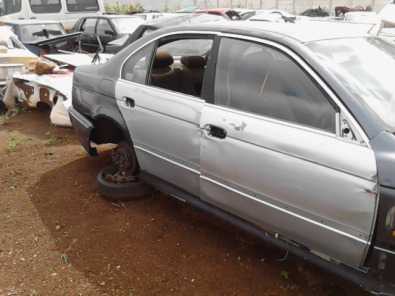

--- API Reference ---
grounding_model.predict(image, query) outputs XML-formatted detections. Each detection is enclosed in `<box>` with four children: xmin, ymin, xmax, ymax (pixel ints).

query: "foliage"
<box><xmin>105</xmin><ymin>3</ymin><xmax>144</xmax><ymax>14</ymax></box>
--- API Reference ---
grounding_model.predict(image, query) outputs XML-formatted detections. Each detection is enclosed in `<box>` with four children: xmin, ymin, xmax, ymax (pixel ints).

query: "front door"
<box><xmin>200</xmin><ymin>36</ymin><xmax>378</xmax><ymax>267</ymax></box>
<box><xmin>116</xmin><ymin>34</ymin><xmax>215</xmax><ymax>196</ymax></box>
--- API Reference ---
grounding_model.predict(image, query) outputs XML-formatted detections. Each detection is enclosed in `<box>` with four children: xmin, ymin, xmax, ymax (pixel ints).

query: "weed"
<box><xmin>7</xmin><ymin>136</ymin><xmax>20</xmax><ymax>152</ymax></box>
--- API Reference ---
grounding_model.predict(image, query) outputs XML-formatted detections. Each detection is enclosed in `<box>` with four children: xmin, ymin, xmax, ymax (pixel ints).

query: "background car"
<box><xmin>0</xmin><ymin>0</ymin><xmax>106</xmax><ymax>31</ymax></box>
<box><xmin>104</xmin><ymin>13</ymin><xmax>226</xmax><ymax>54</ymax></box>
<box><xmin>233</xmin><ymin>8</ymin><xmax>256</xmax><ymax>20</ymax></box>
<box><xmin>196</xmin><ymin>8</ymin><xmax>241</xmax><ymax>20</ymax></box>
<box><xmin>0</xmin><ymin>25</ymin><xmax>36</xmax><ymax>111</ymax></box>
<box><xmin>4</xmin><ymin>20</ymin><xmax>66</xmax><ymax>54</ymax></box>
<box><xmin>134</xmin><ymin>12</ymin><xmax>173</xmax><ymax>22</ymax></box>
<box><xmin>72</xmin><ymin>15</ymin><xmax>145</xmax><ymax>53</ymax></box>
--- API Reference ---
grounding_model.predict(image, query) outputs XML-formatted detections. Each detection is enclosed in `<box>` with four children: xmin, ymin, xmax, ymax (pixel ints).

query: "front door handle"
<box><xmin>122</xmin><ymin>97</ymin><xmax>135</xmax><ymax>108</ymax></box>
<box><xmin>203</xmin><ymin>124</ymin><xmax>227</xmax><ymax>139</ymax></box>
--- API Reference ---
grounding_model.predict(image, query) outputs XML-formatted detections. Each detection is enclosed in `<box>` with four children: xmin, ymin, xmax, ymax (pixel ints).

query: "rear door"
<box><xmin>78</xmin><ymin>17</ymin><xmax>98</xmax><ymax>52</ymax></box>
<box><xmin>96</xmin><ymin>18</ymin><xmax>116</xmax><ymax>45</ymax></box>
<box><xmin>116</xmin><ymin>33</ymin><xmax>215</xmax><ymax>196</ymax></box>
<box><xmin>200</xmin><ymin>36</ymin><xmax>378</xmax><ymax>267</ymax></box>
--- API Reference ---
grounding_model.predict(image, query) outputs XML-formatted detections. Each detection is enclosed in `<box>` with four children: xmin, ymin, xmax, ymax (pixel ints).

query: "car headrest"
<box><xmin>181</xmin><ymin>56</ymin><xmax>206</xmax><ymax>69</ymax></box>
<box><xmin>154</xmin><ymin>51</ymin><xmax>174</xmax><ymax>68</ymax></box>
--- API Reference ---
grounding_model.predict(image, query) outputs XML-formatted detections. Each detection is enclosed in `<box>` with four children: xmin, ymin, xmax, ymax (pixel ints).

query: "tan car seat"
<box><xmin>180</xmin><ymin>56</ymin><xmax>206</xmax><ymax>96</ymax></box>
<box><xmin>151</xmin><ymin>51</ymin><xmax>180</xmax><ymax>92</ymax></box>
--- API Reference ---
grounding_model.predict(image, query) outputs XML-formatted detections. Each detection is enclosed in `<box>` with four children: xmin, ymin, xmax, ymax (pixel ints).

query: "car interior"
<box><xmin>150</xmin><ymin>51</ymin><xmax>207</xmax><ymax>97</ymax></box>
<box><xmin>215</xmin><ymin>40</ymin><xmax>336</xmax><ymax>133</ymax></box>
<box><xmin>149</xmin><ymin>38</ymin><xmax>212</xmax><ymax>97</ymax></box>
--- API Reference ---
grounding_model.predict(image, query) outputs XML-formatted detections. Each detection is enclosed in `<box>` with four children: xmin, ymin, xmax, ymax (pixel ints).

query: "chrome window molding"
<box><xmin>119</xmin><ymin>30</ymin><xmax>220</xmax><ymax>79</ymax></box>
<box><xmin>374</xmin><ymin>246</ymin><xmax>395</xmax><ymax>256</ymax></box>
<box><xmin>118</xmin><ymin>29</ymin><xmax>370</xmax><ymax>148</ymax></box>
<box><xmin>135</xmin><ymin>145</ymin><xmax>200</xmax><ymax>175</ymax></box>
<box><xmin>206</xmin><ymin>102</ymin><xmax>337</xmax><ymax>140</ymax></box>
<box><xmin>135</xmin><ymin>143</ymin><xmax>370</xmax><ymax>244</ymax></box>
<box><xmin>117</xmin><ymin>79</ymin><xmax>205</xmax><ymax>105</ymax></box>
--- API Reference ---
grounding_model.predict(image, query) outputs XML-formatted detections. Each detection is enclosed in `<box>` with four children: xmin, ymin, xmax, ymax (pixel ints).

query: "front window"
<box><xmin>0</xmin><ymin>0</ymin><xmax>21</xmax><ymax>16</ymax></box>
<box><xmin>19</xmin><ymin>23</ymin><xmax>65</xmax><ymax>43</ymax></box>
<box><xmin>309</xmin><ymin>37</ymin><xmax>395</xmax><ymax>130</ymax></box>
<box><xmin>66</xmin><ymin>0</ymin><xmax>99</xmax><ymax>12</ymax></box>
<box><xmin>215</xmin><ymin>38</ymin><xmax>336</xmax><ymax>133</ymax></box>
<box><xmin>112</xmin><ymin>18</ymin><xmax>145</xmax><ymax>34</ymax></box>
<box><xmin>29</xmin><ymin>0</ymin><xmax>61</xmax><ymax>13</ymax></box>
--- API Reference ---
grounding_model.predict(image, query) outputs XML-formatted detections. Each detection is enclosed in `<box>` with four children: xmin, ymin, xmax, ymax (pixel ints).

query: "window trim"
<box><xmin>121</xmin><ymin>42</ymin><xmax>155</xmax><ymax>84</ymax></box>
<box><xmin>80</xmin><ymin>17</ymin><xmax>98</xmax><ymax>34</ymax></box>
<box><xmin>118</xmin><ymin>30</ymin><xmax>369</xmax><ymax>147</ymax></box>
<box><xmin>96</xmin><ymin>18</ymin><xmax>116</xmax><ymax>36</ymax></box>
<box><xmin>216</xmin><ymin>33</ymin><xmax>369</xmax><ymax>147</ymax></box>
<box><xmin>212</xmin><ymin>36</ymin><xmax>339</xmax><ymax>135</ymax></box>
<box><xmin>29</xmin><ymin>0</ymin><xmax>61</xmax><ymax>13</ymax></box>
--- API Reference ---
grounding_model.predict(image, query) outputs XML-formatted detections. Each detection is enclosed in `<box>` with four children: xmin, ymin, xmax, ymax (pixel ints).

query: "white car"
<box><xmin>0</xmin><ymin>0</ymin><xmax>105</xmax><ymax>31</ymax></box>
<box><xmin>344</xmin><ymin>11</ymin><xmax>380</xmax><ymax>24</ymax></box>
<box><xmin>0</xmin><ymin>26</ymin><xmax>36</xmax><ymax>86</ymax></box>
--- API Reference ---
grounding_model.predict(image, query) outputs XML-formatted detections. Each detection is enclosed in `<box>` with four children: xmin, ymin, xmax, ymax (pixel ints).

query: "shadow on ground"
<box><xmin>27</xmin><ymin>153</ymin><xmax>367</xmax><ymax>296</ymax></box>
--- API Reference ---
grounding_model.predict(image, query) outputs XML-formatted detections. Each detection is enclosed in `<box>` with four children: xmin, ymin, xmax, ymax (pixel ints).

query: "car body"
<box><xmin>7</xmin><ymin>52</ymin><xmax>112</xmax><ymax>127</ymax></box>
<box><xmin>247</xmin><ymin>13</ymin><xmax>287</xmax><ymax>23</ymax></box>
<box><xmin>104</xmin><ymin>13</ymin><xmax>226</xmax><ymax>54</ymax></box>
<box><xmin>72</xmin><ymin>15</ymin><xmax>146</xmax><ymax>53</ymax></box>
<box><xmin>196</xmin><ymin>8</ymin><xmax>241</xmax><ymax>20</ymax></box>
<box><xmin>344</xmin><ymin>11</ymin><xmax>380</xmax><ymax>24</ymax></box>
<box><xmin>233</xmin><ymin>8</ymin><xmax>256</xmax><ymax>20</ymax></box>
<box><xmin>4</xmin><ymin>20</ymin><xmax>67</xmax><ymax>54</ymax></box>
<box><xmin>134</xmin><ymin>12</ymin><xmax>174</xmax><ymax>22</ymax></box>
<box><xmin>70</xmin><ymin>21</ymin><xmax>395</xmax><ymax>294</ymax></box>
<box><xmin>252</xmin><ymin>9</ymin><xmax>297</xmax><ymax>23</ymax></box>
<box><xmin>0</xmin><ymin>0</ymin><xmax>105</xmax><ymax>31</ymax></box>
<box><xmin>0</xmin><ymin>26</ymin><xmax>36</xmax><ymax>86</ymax></box>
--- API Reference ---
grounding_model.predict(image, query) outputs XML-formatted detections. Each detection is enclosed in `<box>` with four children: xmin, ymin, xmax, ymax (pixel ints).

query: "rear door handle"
<box><xmin>203</xmin><ymin>124</ymin><xmax>227</xmax><ymax>139</ymax></box>
<box><xmin>122</xmin><ymin>96</ymin><xmax>135</xmax><ymax>108</ymax></box>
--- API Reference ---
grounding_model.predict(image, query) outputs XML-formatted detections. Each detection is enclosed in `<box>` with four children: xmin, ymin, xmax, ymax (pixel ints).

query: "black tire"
<box><xmin>97</xmin><ymin>166</ymin><xmax>153</xmax><ymax>202</ymax></box>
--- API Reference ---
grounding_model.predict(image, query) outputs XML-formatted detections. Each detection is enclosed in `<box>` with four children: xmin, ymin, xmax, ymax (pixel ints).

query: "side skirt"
<box><xmin>140</xmin><ymin>171</ymin><xmax>393</xmax><ymax>296</ymax></box>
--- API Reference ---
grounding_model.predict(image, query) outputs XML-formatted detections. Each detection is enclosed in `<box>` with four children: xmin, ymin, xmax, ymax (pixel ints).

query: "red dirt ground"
<box><xmin>0</xmin><ymin>109</ymin><xmax>368</xmax><ymax>296</ymax></box>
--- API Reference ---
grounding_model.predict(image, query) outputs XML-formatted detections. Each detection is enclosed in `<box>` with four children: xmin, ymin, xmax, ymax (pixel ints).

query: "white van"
<box><xmin>0</xmin><ymin>0</ymin><xmax>105</xmax><ymax>30</ymax></box>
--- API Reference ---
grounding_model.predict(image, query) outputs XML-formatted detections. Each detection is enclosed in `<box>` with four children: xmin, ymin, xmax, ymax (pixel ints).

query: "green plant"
<box><xmin>7</xmin><ymin>134</ymin><xmax>25</xmax><ymax>152</ymax></box>
<box><xmin>105</xmin><ymin>3</ymin><xmax>144</xmax><ymax>14</ymax></box>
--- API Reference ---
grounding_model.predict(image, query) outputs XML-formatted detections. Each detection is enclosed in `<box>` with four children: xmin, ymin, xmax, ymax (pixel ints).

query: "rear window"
<box><xmin>81</xmin><ymin>18</ymin><xmax>97</xmax><ymax>34</ymax></box>
<box><xmin>19</xmin><ymin>23</ymin><xmax>65</xmax><ymax>43</ymax></box>
<box><xmin>29</xmin><ymin>0</ymin><xmax>61</xmax><ymax>13</ymax></box>
<box><xmin>0</xmin><ymin>0</ymin><xmax>21</xmax><ymax>16</ymax></box>
<box><xmin>66</xmin><ymin>0</ymin><xmax>99</xmax><ymax>12</ymax></box>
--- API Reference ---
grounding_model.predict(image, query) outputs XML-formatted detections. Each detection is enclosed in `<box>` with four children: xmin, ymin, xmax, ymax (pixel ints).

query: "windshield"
<box><xmin>112</xmin><ymin>18</ymin><xmax>144</xmax><ymax>34</ymax></box>
<box><xmin>0</xmin><ymin>0</ymin><xmax>21</xmax><ymax>16</ymax></box>
<box><xmin>19</xmin><ymin>23</ymin><xmax>65</xmax><ymax>43</ymax></box>
<box><xmin>309</xmin><ymin>37</ymin><xmax>395</xmax><ymax>130</ymax></box>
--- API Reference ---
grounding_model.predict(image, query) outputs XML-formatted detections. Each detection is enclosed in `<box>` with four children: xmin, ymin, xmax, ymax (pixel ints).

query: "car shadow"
<box><xmin>27</xmin><ymin>154</ymin><xmax>366</xmax><ymax>296</ymax></box>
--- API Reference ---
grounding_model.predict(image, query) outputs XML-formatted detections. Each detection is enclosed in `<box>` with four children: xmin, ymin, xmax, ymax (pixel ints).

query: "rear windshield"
<box><xmin>66</xmin><ymin>0</ymin><xmax>99</xmax><ymax>12</ymax></box>
<box><xmin>0</xmin><ymin>0</ymin><xmax>21</xmax><ymax>16</ymax></box>
<box><xmin>19</xmin><ymin>23</ymin><xmax>65</xmax><ymax>43</ymax></box>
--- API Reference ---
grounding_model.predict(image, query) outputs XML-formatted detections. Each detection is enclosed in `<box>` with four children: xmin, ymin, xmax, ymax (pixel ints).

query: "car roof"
<box><xmin>4</xmin><ymin>19</ymin><xmax>61</xmax><ymax>25</ymax></box>
<box><xmin>86</xmin><ymin>14</ymin><xmax>142</xmax><ymax>19</ymax></box>
<box><xmin>197</xmin><ymin>8</ymin><xmax>234</xmax><ymax>13</ymax></box>
<box><xmin>183</xmin><ymin>20</ymin><xmax>372</xmax><ymax>43</ymax></box>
